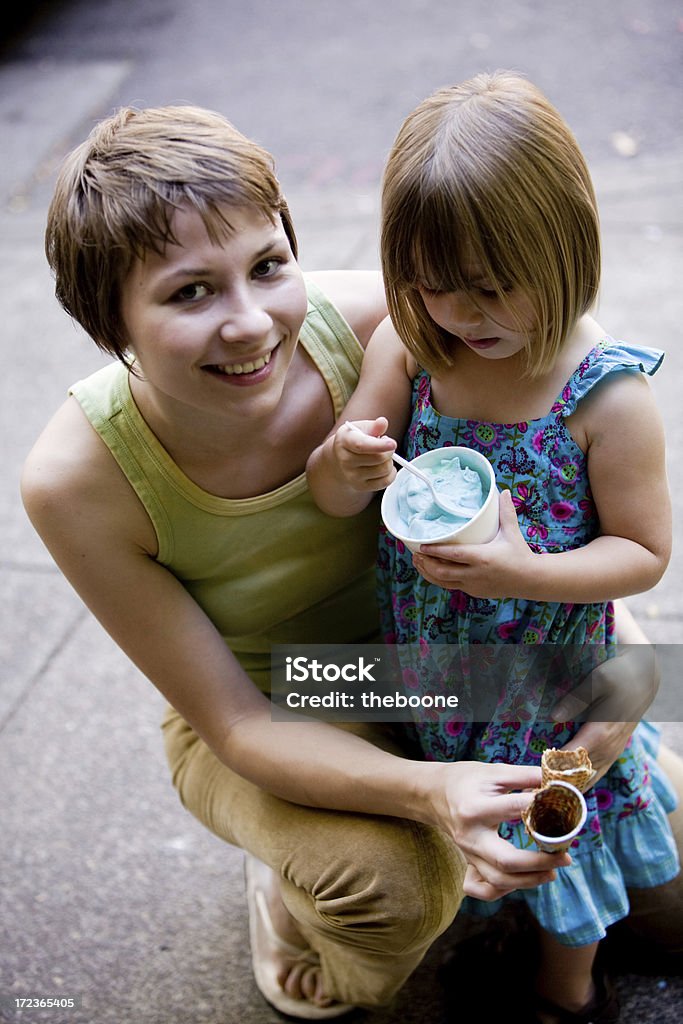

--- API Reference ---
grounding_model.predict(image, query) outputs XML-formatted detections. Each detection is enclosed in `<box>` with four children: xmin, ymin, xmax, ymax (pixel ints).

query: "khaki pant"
<box><xmin>162</xmin><ymin>707</ymin><xmax>683</xmax><ymax>1007</ymax></box>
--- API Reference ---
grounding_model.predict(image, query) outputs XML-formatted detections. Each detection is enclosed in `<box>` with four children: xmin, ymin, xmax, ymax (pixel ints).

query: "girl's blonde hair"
<box><xmin>45</xmin><ymin>105</ymin><xmax>298</xmax><ymax>362</ymax></box>
<box><xmin>381</xmin><ymin>71</ymin><xmax>601</xmax><ymax>377</ymax></box>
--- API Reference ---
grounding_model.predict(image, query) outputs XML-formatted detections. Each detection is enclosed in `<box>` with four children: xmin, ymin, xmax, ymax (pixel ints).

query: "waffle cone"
<box><xmin>541</xmin><ymin>746</ymin><xmax>594</xmax><ymax>793</ymax></box>
<box><xmin>523</xmin><ymin>780</ymin><xmax>587</xmax><ymax>854</ymax></box>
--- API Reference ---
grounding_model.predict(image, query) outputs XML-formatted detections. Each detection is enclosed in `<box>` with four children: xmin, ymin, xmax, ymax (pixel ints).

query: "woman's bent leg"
<box><xmin>162</xmin><ymin>708</ymin><xmax>465</xmax><ymax>1007</ymax></box>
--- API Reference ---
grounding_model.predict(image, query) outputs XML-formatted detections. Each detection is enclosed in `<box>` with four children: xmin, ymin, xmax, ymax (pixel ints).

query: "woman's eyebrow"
<box><xmin>155</xmin><ymin>242</ymin><xmax>284</xmax><ymax>285</ymax></box>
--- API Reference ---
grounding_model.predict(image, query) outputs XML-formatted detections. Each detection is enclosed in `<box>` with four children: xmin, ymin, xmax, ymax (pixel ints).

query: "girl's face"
<box><xmin>120</xmin><ymin>203</ymin><xmax>308</xmax><ymax>423</ymax></box>
<box><xmin>417</xmin><ymin>264</ymin><xmax>537</xmax><ymax>362</ymax></box>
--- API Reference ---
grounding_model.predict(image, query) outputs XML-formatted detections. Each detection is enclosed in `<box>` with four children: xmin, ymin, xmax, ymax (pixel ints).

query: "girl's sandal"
<box><xmin>244</xmin><ymin>854</ymin><xmax>356</xmax><ymax>1020</ymax></box>
<box><xmin>533</xmin><ymin>968</ymin><xmax>620</xmax><ymax>1024</ymax></box>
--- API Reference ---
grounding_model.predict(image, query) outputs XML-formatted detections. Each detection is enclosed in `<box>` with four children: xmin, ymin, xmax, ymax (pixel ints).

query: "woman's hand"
<box><xmin>431</xmin><ymin>760</ymin><xmax>570</xmax><ymax>901</ymax></box>
<box><xmin>412</xmin><ymin>489</ymin><xmax>536</xmax><ymax>599</ymax></box>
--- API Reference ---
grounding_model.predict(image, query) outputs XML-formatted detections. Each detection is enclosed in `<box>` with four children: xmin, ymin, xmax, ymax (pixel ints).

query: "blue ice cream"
<box><xmin>396</xmin><ymin>456</ymin><xmax>485</xmax><ymax>540</ymax></box>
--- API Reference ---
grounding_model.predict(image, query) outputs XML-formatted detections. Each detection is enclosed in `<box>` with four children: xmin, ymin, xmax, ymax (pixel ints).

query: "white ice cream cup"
<box><xmin>381</xmin><ymin>445</ymin><xmax>499</xmax><ymax>553</ymax></box>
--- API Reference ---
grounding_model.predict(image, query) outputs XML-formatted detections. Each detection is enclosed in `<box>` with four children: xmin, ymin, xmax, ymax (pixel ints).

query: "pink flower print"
<box><xmin>550</xmin><ymin>721</ymin><xmax>571</xmax><ymax>740</ymax></box>
<box><xmin>522</xmin><ymin>625</ymin><xmax>543</xmax><ymax>644</ymax></box>
<box><xmin>532</xmin><ymin>429</ymin><xmax>545</xmax><ymax>455</ymax></box>
<box><xmin>499</xmin><ymin>714</ymin><xmax>533</xmax><ymax>732</ymax></box>
<box><xmin>554</xmin><ymin>456</ymin><xmax>580</xmax><ymax>486</ymax></box>
<box><xmin>417</xmin><ymin>374</ymin><xmax>430</xmax><ymax>406</ymax></box>
<box><xmin>605</xmin><ymin>604</ymin><xmax>617</xmax><ymax>641</ymax></box>
<box><xmin>595</xmin><ymin>788</ymin><xmax>614</xmax><ymax>812</ymax></box>
<box><xmin>418</xmin><ymin>636</ymin><xmax>430</xmax><ymax>659</ymax></box>
<box><xmin>618</xmin><ymin>795</ymin><xmax>651</xmax><ymax>820</ymax></box>
<box><xmin>448</xmin><ymin>590</ymin><xmax>469</xmax><ymax>615</ymax></box>
<box><xmin>550</xmin><ymin>501</ymin><xmax>575</xmax><ymax>522</ymax></box>
<box><xmin>497</xmin><ymin>620</ymin><xmax>520</xmax><ymax>640</ymax></box>
<box><xmin>464</xmin><ymin>421</ymin><xmax>500</xmax><ymax>449</ymax></box>
<box><xmin>445</xmin><ymin>718</ymin><xmax>465</xmax><ymax>738</ymax></box>
<box><xmin>398</xmin><ymin>599</ymin><xmax>420</xmax><ymax>628</ymax></box>
<box><xmin>551</xmin><ymin>384</ymin><xmax>573</xmax><ymax>415</ymax></box>
<box><xmin>577</xmin><ymin>354</ymin><xmax>593</xmax><ymax>378</ymax></box>
<box><xmin>527</xmin><ymin>522</ymin><xmax>549</xmax><ymax>542</ymax></box>
<box><xmin>496</xmin><ymin>694</ymin><xmax>534</xmax><ymax>726</ymax></box>
<box><xmin>512</xmin><ymin>483</ymin><xmax>535</xmax><ymax>517</ymax></box>
<box><xmin>584</xmin><ymin>618</ymin><xmax>603</xmax><ymax>641</ymax></box>
<box><xmin>578</xmin><ymin>496</ymin><xmax>594</xmax><ymax>521</ymax></box>
<box><xmin>402</xmin><ymin>667</ymin><xmax>420</xmax><ymax>690</ymax></box>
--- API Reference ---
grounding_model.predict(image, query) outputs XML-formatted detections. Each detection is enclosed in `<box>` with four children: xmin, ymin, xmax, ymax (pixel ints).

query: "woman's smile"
<box><xmin>202</xmin><ymin>342</ymin><xmax>279</xmax><ymax>382</ymax></box>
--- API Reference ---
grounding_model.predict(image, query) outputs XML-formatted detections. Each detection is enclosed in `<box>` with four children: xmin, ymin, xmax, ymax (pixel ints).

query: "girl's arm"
<box><xmin>306</xmin><ymin>317</ymin><xmax>414</xmax><ymax>517</ymax></box>
<box><xmin>555</xmin><ymin>600</ymin><xmax>658</xmax><ymax>784</ymax></box>
<box><xmin>414</xmin><ymin>371</ymin><xmax>671</xmax><ymax>603</ymax></box>
<box><xmin>21</xmin><ymin>397</ymin><xmax>567</xmax><ymax>900</ymax></box>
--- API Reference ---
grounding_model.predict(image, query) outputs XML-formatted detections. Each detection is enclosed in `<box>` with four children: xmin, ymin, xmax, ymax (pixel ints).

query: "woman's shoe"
<box><xmin>244</xmin><ymin>853</ymin><xmax>355</xmax><ymax>1020</ymax></box>
<box><xmin>533</xmin><ymin>967</ymin><xmax>620</xmax><ymax>1023</ymax></box>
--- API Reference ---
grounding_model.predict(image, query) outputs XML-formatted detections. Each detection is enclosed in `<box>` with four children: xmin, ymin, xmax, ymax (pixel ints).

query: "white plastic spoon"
<box><xmin>344</xmin><ymin>421</ymin><xmax>474</xmax><ymax>519</ymax></box>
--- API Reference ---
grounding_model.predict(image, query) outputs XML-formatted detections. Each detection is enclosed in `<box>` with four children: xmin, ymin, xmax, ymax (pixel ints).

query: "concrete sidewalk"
<box><xmin>2</xmin><ymin>19</ymin><xmax>683</xmax><ymax>1024</ymax></box>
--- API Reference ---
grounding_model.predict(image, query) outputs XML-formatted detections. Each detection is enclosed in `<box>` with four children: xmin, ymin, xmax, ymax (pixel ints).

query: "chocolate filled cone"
<box><xmin>541</xmin><ymin>746</ymin><xmax>594</xmax><ymax>793</ymax></box>
<box><xmin>523</xmin><ymin>780</ymin><xmax>587</xmax><ymax>854</ymax></box>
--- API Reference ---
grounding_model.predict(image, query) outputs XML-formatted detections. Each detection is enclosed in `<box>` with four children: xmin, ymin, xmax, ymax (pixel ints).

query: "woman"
<box><xmin>21</xmin><ymin>103</ymin><xmax>682</xmax><ymax>1020</ymax></box>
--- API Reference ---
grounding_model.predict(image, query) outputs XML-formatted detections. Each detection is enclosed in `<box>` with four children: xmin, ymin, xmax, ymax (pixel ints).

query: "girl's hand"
<box><xmin>332</xmin><ymin>418</ymin><xmax>397</xmax><ymax>491</ymax></box>
<box><xmin>412</xmin><ymin>489</ymin><xmax>535</xmax><ymax>598</ymax></box>
<box><xmin>434</xmin><ymin>760</ymin><xmax>570</xmax><ymax>901</ymax></box>
<box><xmin>558</xmin><ymin>721</ymin><xmax>637</xmax><ymax>788</ymax></box>
<box><xmin>552</xmin><ymin>644</ymin><xmax>659</xmax><ymax>785</ymax></box>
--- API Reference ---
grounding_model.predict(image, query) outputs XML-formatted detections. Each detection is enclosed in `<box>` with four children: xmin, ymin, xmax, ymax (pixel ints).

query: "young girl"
<box><xmin>307</xmin><ymin>71</ymin><xmax>680</xmax><ymax>1023</ymax></box>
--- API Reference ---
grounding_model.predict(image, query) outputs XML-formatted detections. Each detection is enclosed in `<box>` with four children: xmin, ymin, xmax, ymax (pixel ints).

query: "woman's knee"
<box><xmin>283</xmin><ymin>815</ymin><xmax>465</xmax><ymax>953</ymax></box>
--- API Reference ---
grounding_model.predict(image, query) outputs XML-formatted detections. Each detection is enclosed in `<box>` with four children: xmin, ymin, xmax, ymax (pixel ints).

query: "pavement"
<box><xmin>1</xmin><ymin>3</ymin><xmax>682</xmax><ymax>1023</ymax></box>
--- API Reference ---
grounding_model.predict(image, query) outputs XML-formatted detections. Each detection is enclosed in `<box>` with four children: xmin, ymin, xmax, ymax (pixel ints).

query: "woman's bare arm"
<box><xmin>21</xmin><ymin>395</ymin><xmax>567</xmax><ymax>898</ymax></box>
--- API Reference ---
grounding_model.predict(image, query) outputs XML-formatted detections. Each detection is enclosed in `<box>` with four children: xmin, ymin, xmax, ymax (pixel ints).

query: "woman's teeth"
<box><xmin>217</xmin><ymin>351</ymin><xmax>272</xmax><ymax>375</ymax></box>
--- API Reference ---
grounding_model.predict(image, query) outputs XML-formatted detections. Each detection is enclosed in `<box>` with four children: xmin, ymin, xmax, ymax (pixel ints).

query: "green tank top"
<box><xmin>69</xmin><ymin>279</ymin><xmax>381</xmax><ymax>693</ymax></box>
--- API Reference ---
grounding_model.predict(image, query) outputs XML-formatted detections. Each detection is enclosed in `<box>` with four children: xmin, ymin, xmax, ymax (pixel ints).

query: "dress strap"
<box><xmin>552</xmin><ymin>338</ymin><xmax>665</xmax><ymax>420</ymax></box>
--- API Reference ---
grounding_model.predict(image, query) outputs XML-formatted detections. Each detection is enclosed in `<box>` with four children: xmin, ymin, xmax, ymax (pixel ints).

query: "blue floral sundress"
<box><xmin>376</xmin><ymin>338</ymin><xmax>679</xmax><ymax>946</ymax></box>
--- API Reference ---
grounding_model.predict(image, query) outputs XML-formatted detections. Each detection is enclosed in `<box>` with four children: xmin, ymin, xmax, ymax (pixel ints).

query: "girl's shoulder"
<box><xmin>560</xmin><ymin>337</ymin><xmax>665</xmax><ymax>454</ymax></box>
<box><xmin>559</xmin><ymin>336</ymin><xmax>665</xmax><ymax>418</ymax></box>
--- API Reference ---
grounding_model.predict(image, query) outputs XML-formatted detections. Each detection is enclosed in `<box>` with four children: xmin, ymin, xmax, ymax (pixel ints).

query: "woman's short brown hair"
<box><xmin>45</xmin><ymin>105</ymin><xmax>298</xmax><ymax>362</ymax></box>
<box><xmin>381</xmin><ymin>71</ymin><xmax>601</xmax><ymax>377</ymax></box>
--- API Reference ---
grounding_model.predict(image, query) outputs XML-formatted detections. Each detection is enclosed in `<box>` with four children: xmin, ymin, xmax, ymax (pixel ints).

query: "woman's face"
<box><xmin>120</xmin><ymin>202</ymin><xmax>308</xmax><ymax>424</ymax></box>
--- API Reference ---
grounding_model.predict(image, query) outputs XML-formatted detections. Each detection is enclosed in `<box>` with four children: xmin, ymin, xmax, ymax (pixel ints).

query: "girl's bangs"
<box><xmin>409</xmin><ymin>216</ymin><xmax>473</xmax><ymax>293</ymax></box>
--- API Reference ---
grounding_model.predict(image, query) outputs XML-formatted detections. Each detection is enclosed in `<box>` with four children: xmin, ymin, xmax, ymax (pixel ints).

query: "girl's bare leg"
<box><xmin>534</xmin><ymin>930</ymin><xmax>599</xmax><ymax>1022</ymax></box>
